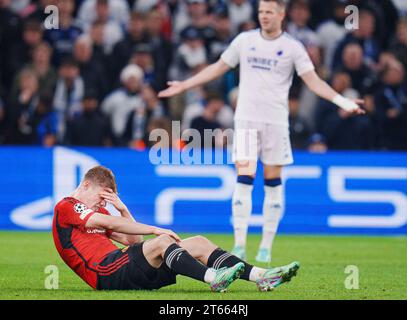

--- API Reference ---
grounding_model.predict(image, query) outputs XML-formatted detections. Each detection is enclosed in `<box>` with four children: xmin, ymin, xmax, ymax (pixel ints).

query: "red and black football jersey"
<box><xmin>52</xmin><ymin>197</ymin><xmax>119</xmax><ymax>289</ymax></box>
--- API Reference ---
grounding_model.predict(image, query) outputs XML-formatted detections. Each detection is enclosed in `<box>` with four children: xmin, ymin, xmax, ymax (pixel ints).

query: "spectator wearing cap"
<box><xmin>65</xmin><ymin>89</ymin><xmax>112</xmax><ymax>146</ymax></box>
<box><xmin>77</xmin><ymin>0</ymin><xmax>130</xmax><ymax>30</ymax></box>
<box><xmin>73</xmin><ymin>35</ymin><xmax>109</xmax><ymax>100</ymax></box>
<box><xmin>173</xmin><ymin>0</ymin><xmax>210</xmax><ymax>37</ymax></box>
<box><xmin>375</xmin><ymin>58</ymin><xmax>407</xmax><ymax>150</ymax></box>
<box><xmin>332</xmin><ymin>7</ymin><xmax>381</xmax><ymax>71</ymax></box>
<box><xmin>170</xmin><ymin>26</ymin><xmax>208</xmax><ymax>81</ymax></box>
<box><xmin>176</xmin><ymin>0</ymin><xmax>216</xmax><ymax>50</ymax></box>
<box><xmin>129</xmin><ymin>44</ymin><xmax>158</xmax><ymax>88</ymax></box>
<box><xmin>316</xmin><ymin>0</ymin><xmax>349</xmax><ymax>77</ymax></box>
<box><xmin>101</xmin><ymin>64</ymin><xmax>145</xmax><ymax>145</ymax></box>
<box><xmin>44</xmin><ymin>0</ymin><xmax>82</xmax><ymax>66</ymax></box>
<box><xmin>227</xmin><ymin>0</ymin><xmax>255</xmax><ymax>36</ymax></box>
<box><xmin>109</xmin><ymin>11</ymin><xmax>150</xmax><ymax>88</ymax></box>
<box><xmin>168</xmin><ymin>25</ymin><xmax>210</xmax><ymax>120</ymax></box>
<box><xmin>287</xmin><ymin>0</ymin><xmax>320</xmax><ymax>48</ymax></box>
<box><xmin>209</xmin><ymin>5</ymin><xmax>233</xmax><ymax>63</ymax></box>
<box><xmin>53</xmin><ymin>58</ymin><xmax>85</xmax><ymax>142</ymax></box>
<box><xmin>122</xmin><ymin>84</ymin><xmax>165</xmax><ymax>149</ymax></box>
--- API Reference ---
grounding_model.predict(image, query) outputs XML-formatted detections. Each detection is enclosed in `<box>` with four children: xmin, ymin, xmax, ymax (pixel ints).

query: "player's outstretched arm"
<box><xmin>301</xmin><ymin>70</ymin><xmax>365</xmax><ymax>115</ymax></box>
<box><xmin>158</xmin><ymin>59</ymin><xmax>231</xmax><ymax>98</ymax></box>
<box><xmin>86</xmin><ymin>213</ymin><xmax>181</xmax><ymax>242</ymax></box>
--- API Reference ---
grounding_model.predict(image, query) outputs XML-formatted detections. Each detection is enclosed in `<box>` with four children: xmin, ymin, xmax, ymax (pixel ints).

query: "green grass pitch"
<box><xmin>0</xmin><ymin>232</ymin><xmax>406</xmax><ymax>300</ymax></box>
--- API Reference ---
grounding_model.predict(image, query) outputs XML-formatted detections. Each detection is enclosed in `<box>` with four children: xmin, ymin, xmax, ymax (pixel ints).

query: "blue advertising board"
<box><xmin>0</xmin><ymin>147</ymin><xmax>406</xmax><ymax>235</ymax></box>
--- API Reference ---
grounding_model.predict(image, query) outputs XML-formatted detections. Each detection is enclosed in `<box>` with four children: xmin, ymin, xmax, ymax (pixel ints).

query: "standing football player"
<box><xmin>158</xmin><ymin>0</ymin><xmax>364</xmax><ymax>263</ymax></box>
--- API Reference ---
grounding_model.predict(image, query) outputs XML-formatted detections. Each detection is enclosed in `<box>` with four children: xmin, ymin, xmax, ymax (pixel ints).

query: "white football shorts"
<box><xmin>232</xmin><ymin>119</ymin><xmax>294</xmax><ymax>166</ymax></box>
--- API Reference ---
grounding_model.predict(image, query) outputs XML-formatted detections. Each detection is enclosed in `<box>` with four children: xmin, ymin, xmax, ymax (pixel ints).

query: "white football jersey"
<box><xmin>221</xmin><ymin>29</ymin><xmax>314</xmax><ymax>126</ymax></box>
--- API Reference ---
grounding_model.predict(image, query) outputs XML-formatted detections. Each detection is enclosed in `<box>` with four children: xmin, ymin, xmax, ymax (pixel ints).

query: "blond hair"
<box><xmin>84</xmin><ymin>166</ymin><xmax>118</xmax><ymax>193</ymax></box>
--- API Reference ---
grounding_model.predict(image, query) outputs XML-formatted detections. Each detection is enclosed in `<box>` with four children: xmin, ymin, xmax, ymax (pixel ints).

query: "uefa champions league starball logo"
<box><xmin>74</xmin><ymin>203</ymin><xmax>87</xmax><ymax>215</ymax></box>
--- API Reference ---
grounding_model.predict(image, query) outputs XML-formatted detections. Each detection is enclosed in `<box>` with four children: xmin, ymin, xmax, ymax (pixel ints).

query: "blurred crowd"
<box><xmin>0</xmin><ymin>0</ymin><xmax>406</xmax><ymax>151</ymax></box>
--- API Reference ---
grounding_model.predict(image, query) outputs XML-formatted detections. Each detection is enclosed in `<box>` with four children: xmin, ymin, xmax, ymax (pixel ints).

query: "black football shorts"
<box><xmin>97</xmin><ymin>241</ymin><xmax>177</xmax><ymax>290</ymax></box>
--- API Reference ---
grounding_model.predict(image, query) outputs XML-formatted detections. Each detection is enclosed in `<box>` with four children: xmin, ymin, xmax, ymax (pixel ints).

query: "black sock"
<box><xmin>207</xmin><ymin>248</ymin><xmax>253</xmax><ymax>281</ymax></box>
<box><xmin>164</xmin><ymin>243</ymin><xmax>208</xmax><ymax>282</ymax></box>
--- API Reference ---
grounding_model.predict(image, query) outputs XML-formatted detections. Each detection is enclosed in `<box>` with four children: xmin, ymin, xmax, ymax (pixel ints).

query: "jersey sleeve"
<box><xmin>58</xmin><ymin>201</ymin><xmax>96</xmax><ymax>229</ymax></box>
<box><xmin>221</xmin><ymin>32</ymin><xmax>245</xmax><ymax>68</ymax></box>
<box><xmin>293</xmin><ymin>41</ymin><xmax>315</xmax><ymax>76</ymax></box>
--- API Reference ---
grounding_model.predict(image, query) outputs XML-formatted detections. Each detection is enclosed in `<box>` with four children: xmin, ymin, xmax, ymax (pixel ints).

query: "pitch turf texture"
<box><xmin>0</xmin><ymin>232</ymin><xmax>406</xmax><ymax>300</ymax></box>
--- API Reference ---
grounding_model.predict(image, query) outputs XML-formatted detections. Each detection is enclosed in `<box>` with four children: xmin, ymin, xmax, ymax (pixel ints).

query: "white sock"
<box><xmin>204</xmin><ymin>268</ymin><xmax>217</xmax><ymax>283</ymax></box>
<box><xmin>232</xmin><ymin>182</ymin><xmax>254</xmax><ymax>248</ymax></box>
<box><xmin>249</xmin><ymin>266</ymin><xmax>267</xmax><ymax>282</ymax></box>
<box><xmin>259</xmin><ymin>184</ymin><xmax>283</xmax><ymax>251</ymax></box>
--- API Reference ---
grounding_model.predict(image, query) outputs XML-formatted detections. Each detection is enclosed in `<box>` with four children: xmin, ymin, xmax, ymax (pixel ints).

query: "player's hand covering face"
<box><xmin>99</xmin><ymin>188</ymin><xmax>126</xmax><ymax>212</ymax></box>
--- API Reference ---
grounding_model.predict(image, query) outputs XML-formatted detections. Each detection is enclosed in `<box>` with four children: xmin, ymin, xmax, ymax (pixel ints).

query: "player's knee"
<box><xmin>156</xmin><ymin>234</ymin><xmax>175</xmax><ymax>250</ymax></box>
<box><xmin>192</xmin><ymin>235</ymin><xmax>211</xmax><ymax>247</ymax></box>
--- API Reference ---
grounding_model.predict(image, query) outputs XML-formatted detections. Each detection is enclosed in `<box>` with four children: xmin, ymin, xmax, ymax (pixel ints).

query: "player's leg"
<box><xmin>179</xmin><ymin>235</ymin><xmax>300</xmax><ymax>291</ymax></box>
<box><xmin>231</xmin><ymin>161</ymin><xmax>256</xmax><ymax>259</ymax></box>
<box><xmin>257</xmin><ymin>124</ymin><xmax>293</xmax><ymax>263</ymax></box>
<box><xmin>256</xmin><ymin>164</ymin><xmax>284</xmax><ymax>263</ymax></box>
<box><xmin>142</xmin><ymin>235</ymin><xmax>244</xmax><ymax>292</ymax></box>
<box><xmin>231</xmin><ymin>120</ymin><xmax>259</xmax><ymax>259</ymax></box>
<box><xmin>180</xmin><ymin>235</ymin><xmax>265</xmax><ymax>282</ymax></box>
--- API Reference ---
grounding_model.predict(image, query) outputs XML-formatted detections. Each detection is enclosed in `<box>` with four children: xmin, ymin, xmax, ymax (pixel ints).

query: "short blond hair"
<box><xmin>84</xmin><ymin>166</ymin><xmax>117</xmax><ymax>193</ymax></box>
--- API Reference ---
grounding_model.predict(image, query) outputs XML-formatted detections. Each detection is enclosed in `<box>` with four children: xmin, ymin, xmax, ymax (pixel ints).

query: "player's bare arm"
<box><xmin>99</xmin><ymin>188</ymin><xmax>143</xmax><ymax>244</ymax></box>
<box><xmin>300</xmin><ymin>70</ymin><xmax>366</xmax><ymax>115</ymax></box>
<box><xmin>158</xmin><ymin>59</ymin><xmax>230</xmax><ymax>98</ymax></box>
<box><xmin>86</xmin><ymin>213</ymin><xmax>181</xmax><ymax>242</ymax></box>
